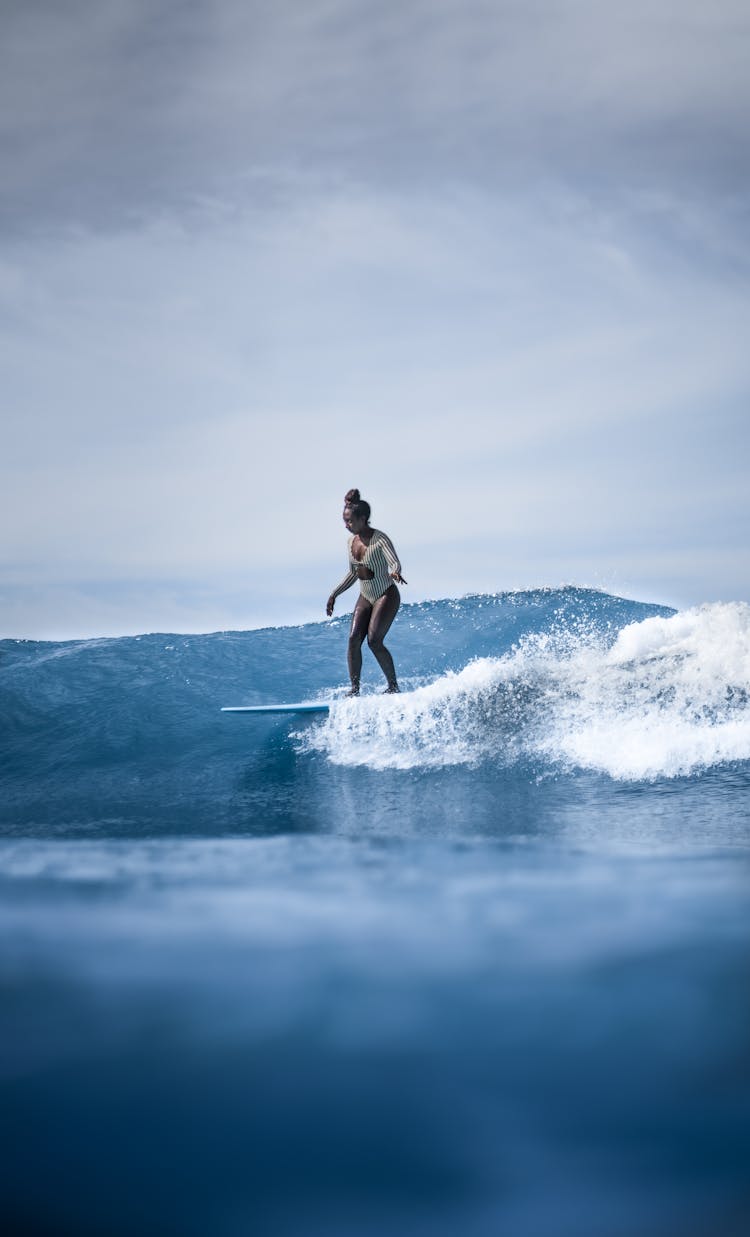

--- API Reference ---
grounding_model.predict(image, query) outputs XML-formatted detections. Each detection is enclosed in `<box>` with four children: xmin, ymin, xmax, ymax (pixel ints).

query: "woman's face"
<box><xmin>343</xmin><ymin>506</ymin><xmax>365</xmax><ymax>534</ymax></box>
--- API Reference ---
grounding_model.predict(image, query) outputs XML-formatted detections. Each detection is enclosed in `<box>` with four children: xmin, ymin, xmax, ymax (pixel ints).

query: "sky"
<box><xmin>2</xmin><ymin>0</ymin><xmax>749</xmax><ymax>639</ymax></box>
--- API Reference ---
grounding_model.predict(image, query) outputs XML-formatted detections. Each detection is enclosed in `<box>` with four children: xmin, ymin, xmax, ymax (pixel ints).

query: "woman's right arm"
<box><xmin>326</xmin><ymin>568</ymin><xmax>357</xmax><ymax>616</ymax></box>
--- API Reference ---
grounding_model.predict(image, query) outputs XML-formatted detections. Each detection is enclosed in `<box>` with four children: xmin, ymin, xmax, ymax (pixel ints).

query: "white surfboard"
<box><xmin>221</xmin><ymin>702</ymin><xmax>331</xmax><ymax>715</ymax></box>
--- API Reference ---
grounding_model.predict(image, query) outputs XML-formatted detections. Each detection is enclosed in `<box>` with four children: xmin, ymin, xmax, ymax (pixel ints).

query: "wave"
<box><xmin>301</xmin><ymin>603</ymin><xmax>750</xmax><ymax>781</ymax></box>
<box><xmin>2</xmin><ymin>591</ymin><xmax>748</xmax><ymax>837</ymax></box>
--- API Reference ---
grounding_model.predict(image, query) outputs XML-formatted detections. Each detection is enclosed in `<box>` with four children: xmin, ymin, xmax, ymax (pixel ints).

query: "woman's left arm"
<box><xmin>379</xmin><ymin>531</ymin><xmax>407</xmax><ymax>585</ymax></box>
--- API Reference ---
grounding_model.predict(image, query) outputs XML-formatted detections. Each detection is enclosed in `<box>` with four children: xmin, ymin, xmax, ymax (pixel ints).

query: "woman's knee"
<box><xmin>367</xmin><ymin>633</ymin><xmax>384</xmax><ymax>652</ymax></box>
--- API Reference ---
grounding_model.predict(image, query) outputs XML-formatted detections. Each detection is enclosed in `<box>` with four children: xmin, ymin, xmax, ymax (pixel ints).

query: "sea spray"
<box><xmin>301</xmin><ymin>603</ymin><xmax>750</xmax><ymax>780</ymax></box>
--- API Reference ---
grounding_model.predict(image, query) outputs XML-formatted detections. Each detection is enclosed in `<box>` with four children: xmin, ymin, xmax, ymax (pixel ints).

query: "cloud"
<box><xmin>2</xmin><ymin>185</ymin><xmax>746</xmax><ymax>595</ymax></box>
<box><xmin>2</xmin><ymin>1</ymin><xmax>750</xmax><ymax>233</ymax></box>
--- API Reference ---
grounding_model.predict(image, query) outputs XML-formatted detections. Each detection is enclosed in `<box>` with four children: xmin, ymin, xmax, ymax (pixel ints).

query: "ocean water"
<box><xmin>1</xmin><ymin>587</ymin><xmax>749</xmax><ymax>1237</ymax></box>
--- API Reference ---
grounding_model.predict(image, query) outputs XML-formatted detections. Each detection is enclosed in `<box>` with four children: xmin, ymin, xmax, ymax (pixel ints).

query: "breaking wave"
<box><xmin>302</xmin><ymin>603</ymin><xmax>750</xmax><ymax>780</ymax></box>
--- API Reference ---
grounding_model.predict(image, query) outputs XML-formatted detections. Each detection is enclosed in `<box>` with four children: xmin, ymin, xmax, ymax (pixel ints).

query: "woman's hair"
<box><xmin>344</xmin><ymin>487</ymin><xmax>371</xmax><ymax>523</ymax></box>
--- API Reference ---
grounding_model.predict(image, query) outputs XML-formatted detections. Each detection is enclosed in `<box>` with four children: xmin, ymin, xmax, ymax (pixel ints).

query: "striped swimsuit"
<box><xmin>331</xmin><ymin>530</ymin><xmax>403</xmax><ymax>605</ymax></box>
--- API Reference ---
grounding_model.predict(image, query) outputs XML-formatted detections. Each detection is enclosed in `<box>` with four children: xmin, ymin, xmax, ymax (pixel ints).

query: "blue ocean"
<box><xmin>2</xmin><ymin>587</ymin><xmax>749</xmax><ymax>1237</ymax></box>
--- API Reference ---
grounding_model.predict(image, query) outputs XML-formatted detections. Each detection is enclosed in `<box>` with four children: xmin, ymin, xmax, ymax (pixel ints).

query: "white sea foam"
<box><xmin>302</xmin><ymin>603</ymin><xmax>750</xmax><ymax>780</ymax></box>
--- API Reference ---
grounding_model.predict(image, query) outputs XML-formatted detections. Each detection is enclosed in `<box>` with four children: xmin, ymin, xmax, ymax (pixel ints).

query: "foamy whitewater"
<box><xmin>2</xmin><ymin>589</ymin><xmax>749</xmax><ymax>1237</ymax></box>
<box><xmin>309</xmin><ymin>601</ymin><xmax>750</xmax><ymax>778</ymax></box>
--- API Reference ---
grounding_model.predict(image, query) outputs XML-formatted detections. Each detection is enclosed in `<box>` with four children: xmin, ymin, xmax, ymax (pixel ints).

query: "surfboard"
<box><xmin>221</xmin><ymin>702</ymin><xmax>331</xmax><ymax>715</ymax></box>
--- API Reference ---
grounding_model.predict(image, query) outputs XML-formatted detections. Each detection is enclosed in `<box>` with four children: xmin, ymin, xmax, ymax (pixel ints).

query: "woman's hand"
<box><xmin>326</xmin><ymin>595</ymin><xmax>335</xmax><ymax>616</ymax></box>
<box><xmin>391</xmin><ymin>571</ymin><xmax>407</xmax><ymax>585</ymax></box>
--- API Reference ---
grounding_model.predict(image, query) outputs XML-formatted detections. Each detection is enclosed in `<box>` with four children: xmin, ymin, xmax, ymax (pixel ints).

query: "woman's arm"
<box><xmin>378</xmin><ymin>531</ymin><xmax>407</xmax><ymax>585</ymax></box>
<box><xmin>326</xmin><ymin>567</ymin><xmax>357</xmax><ymax>616</ymax></box>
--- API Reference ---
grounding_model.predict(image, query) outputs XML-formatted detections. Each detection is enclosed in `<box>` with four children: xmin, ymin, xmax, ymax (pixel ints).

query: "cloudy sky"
<box><xmin>2</xmin><ymin>0</ymin><xmax>749</xmax><ymax>638</ymax></box>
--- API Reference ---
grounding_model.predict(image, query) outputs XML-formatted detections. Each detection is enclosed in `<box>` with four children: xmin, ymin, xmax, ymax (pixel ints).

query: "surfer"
<box><xmin>326</xmin><ymin>488</ymin><xmax>407</xmax><ymax>696</ymax></box>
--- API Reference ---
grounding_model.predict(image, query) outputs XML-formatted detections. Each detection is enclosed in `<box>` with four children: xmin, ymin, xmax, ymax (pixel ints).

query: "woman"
<box><xmin>326</xmin><ymin>488</ymin><xmax>407</xmax><ymax>695</ymax></box>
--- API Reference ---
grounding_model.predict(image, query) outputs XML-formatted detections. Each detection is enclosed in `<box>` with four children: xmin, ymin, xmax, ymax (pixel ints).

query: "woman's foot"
<box><xmin>383</xmin><ymin>683</ymin><xmax>400</xmax><ymax>694</ymax></box>
<box><xmin>345</xmin><ymin>686</ymin><xmax>360</xmax><ymax>698</ymax></box>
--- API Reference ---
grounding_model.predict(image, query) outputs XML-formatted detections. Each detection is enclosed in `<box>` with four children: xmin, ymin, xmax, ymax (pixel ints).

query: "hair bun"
<box><xmin>344</xmin><ymin>488</ymin><xmax>361</xmax><ymax>504</ymax></box>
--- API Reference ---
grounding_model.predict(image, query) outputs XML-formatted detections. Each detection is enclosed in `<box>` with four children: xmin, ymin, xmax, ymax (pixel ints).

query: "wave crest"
<box><xmin>301</xmin><ymin>603</ymin><xmax>750</xmax><ymax>780</ymax></box>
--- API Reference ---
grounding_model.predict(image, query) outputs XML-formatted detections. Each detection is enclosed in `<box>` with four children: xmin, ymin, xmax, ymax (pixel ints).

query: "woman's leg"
<box><xmin>367</xmin><ymin>585</ymin><xmax>401</xmax><ymax>690</ymax></box>
<box><xmin>347</xmin><ymin>596</ymin><xmax>372</xmax><ymax>694</ymax></box>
